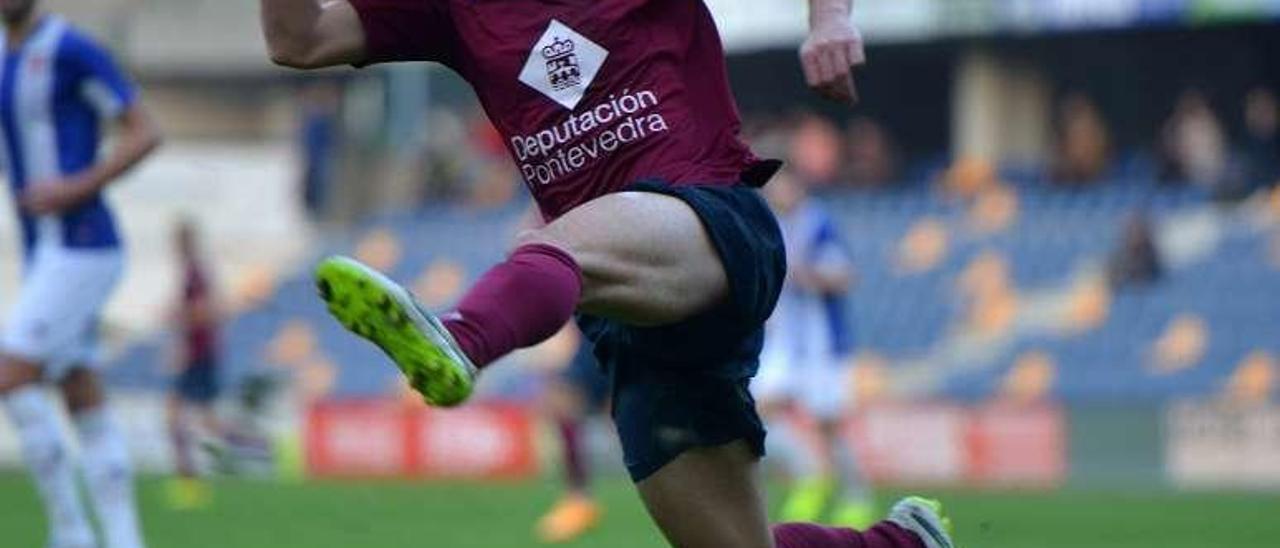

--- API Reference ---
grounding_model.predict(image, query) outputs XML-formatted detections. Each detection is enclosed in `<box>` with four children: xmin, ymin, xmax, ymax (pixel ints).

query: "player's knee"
<box><xmin>59</xmin><ymin>369</ymin><xmax>104</xmax><ymax>413</ymax></box>
<box><xmin>512</xmin><ymin>228</ymin><xmax>542</xmax><ymax>250</ymax></box>
<box><xmin>513</xmin><ymin>226</ymin><xmax>578</xmax><ymax>258</ymax></box>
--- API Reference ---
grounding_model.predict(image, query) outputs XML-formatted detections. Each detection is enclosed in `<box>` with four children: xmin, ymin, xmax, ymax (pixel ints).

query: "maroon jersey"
<box><xmin>352</xmin><ymin>0</ymin><xmax>763</xmax><ymax>219</ymax></box>
<box><xmin>181</xmin><ymin>262</ymin><xmax>217</xmax><ymax>365</ymax></box>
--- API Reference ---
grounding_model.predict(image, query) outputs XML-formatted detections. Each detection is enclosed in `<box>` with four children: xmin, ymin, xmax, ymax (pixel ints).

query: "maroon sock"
<box><xmin>441</xmin><ymin>243</ymin><xmax>581</xmax><ymax>367</ymax></box>
<box><xmin>772</xmin><ymin>522</ymin><xmax>925</xmax><ymax>548</ymax></box>
<box><xmin>558</xmin><ymin>418</ymin><xmax>589</xmax><ymax>492</ymax></box>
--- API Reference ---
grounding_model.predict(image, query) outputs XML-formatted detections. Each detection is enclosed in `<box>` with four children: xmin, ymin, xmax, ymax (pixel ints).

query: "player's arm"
<box><xmin>794</xmin><ymin>256</ymin><xmax>854</xmax><ymax>294</ymax></box>
<box><xmin>20</xmin><ymin>91</ymin><xmax>162</xmax><ymax>214</ymax></box>
<box><xmin>84</xmin><ymin>105</ymin><xmax>161</xmax><ymax>193</ymax></box>
<box><xmin>261</xmin><ymin>0</ymin><xmax>367</xmax><ymax>69</ymax></box>
<box><xmin>802</xmin><ymin>0</ymin><xmax>865</xmax><ymax>104</ymax></box>
<box><xmin>803</xmin><ymin>260</ymin><xmax>854</xmax><ymax>294</ymax></box>
<box><xmin>795</xmin><ymin>223</ymin><xmax>856</xmax><ymax>294</ymax></box>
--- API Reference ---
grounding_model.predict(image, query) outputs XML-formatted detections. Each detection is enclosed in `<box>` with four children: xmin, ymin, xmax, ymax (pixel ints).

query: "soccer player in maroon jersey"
<box><xmin>166</xmin><ymin>220</ymin><xmax>224</xmax><ymax>509</ymax></box>
<box><xmin>259</xmin><ymin>1</ymin><xmax>955</xmax><ymax>547</ymax></box>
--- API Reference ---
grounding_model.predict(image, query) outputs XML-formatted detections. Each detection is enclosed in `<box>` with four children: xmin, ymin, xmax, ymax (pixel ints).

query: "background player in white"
<box><xmin>758</xmin><ymin>169</ymin><xmax>876</xmax><ymax>527</ymax></box>
<box><xmin>0</xmin><ymin>1</ymin><xmax>161</xmax><ymax>546</ymax></box>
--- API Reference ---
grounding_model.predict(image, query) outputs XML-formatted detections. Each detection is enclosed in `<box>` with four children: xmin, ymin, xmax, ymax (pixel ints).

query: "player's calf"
<box><xmin>0</xmin><ymin>359</ymin><xmax>96</xmax><ymax>548</ymax></box>
<box><xmin>636</xmin><ymin>440</ymin><xmax>773</xmax><ymax>548</ymax></box>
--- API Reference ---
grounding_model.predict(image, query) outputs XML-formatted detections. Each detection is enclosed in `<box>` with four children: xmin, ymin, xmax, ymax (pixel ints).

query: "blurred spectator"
<box><xmin>463</xmin><ymin>113</ymin><xmax>520</xmax><ymax>208</ymax></box>
<box><xmin>412</xmin><ymin>108</ymin><xmax>519</xmax><ymax>208</ymax></box>
<box><xmin>416</xmin><ymin>108</ymin><xmax>469</xmax><ymax>202</ymax></box>
<box><xmin>1159</xmin><ymin>90</ymin><xmax>1227</xmax><ymax>190</ymax></box>
<box><xmin>1241</xmin><ymin>87</ymin><xmax>1279</xmax><ymax>193</ymax></box>
<box><xmin>1107</xmin><ymin>212</ymin><xmax>1163</xmax><ymax>289</ymax></box>
<box><xmin>939</xmin><ymin>156</ymin><xmax>999</xmax><ymax>200</ymax></box>
<box><xmin>297</xmin><ymin>81</ymin><xmax>341</xmax><ymax>217</ymax></box>
<box><xmin>788</xmin><ymin>113</ymin><xmax>843</xmax><ymax>186</ymax></box>
<box><xmin>1050</xmin><ymin>94</ymin><xmax>1111</xmax><ymax>186</ymax></box>
<box><xmin>843</xmin><ymin>116</ymin><xmax>898</xmax><ymax>187</ymax></box>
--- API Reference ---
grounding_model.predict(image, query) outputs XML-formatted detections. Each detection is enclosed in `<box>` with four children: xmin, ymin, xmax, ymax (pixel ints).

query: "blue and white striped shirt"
<box><xmin>0</xmin><ymin>16</ymin><xmax>137</xmax><ymax>253</ymax></box>
<box><xmin>769</xmin><ymin>199</ymin><xmax>855</xmax><ymax>362</ymax></box>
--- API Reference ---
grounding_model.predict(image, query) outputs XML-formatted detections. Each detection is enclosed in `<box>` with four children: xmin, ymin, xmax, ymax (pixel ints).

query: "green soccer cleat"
<box><xmin>780</xmin><ymin>478</ymin><xmax>836</xmax><ymax>523</ymax></box>
<box><xmin>888</xmin><ymin>496</ymin><xmax>956</xmax><ymax>548</ymax></box>
<box><xmin>314</xmin><ymin>256</ymin><xmax>477</xmax><ymax>407</ymax></box>
<box><xmin>829</xmin><ymin>499</ymin><xmax>877</xmax><ymax>529</ymax></box>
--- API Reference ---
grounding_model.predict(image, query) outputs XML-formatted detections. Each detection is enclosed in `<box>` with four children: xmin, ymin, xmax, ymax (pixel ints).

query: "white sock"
<box><xmin>830</xmin><ymin>432</ymin><xmax>872</xmax><ymax>503</ymax></box>
<box><xmin>74</xmin><ymin>406</ymin><xmax>146</xmax><ymax>548</ymax></box>
<box><xmin>764</xmin><ymin>417</ymin><xmax>823</xmax><ymax>480</ymax></box>
<box><xmin>2</xmin><ymin>385</ymin><xmax>95</xmax><ymax>547</ymax></box>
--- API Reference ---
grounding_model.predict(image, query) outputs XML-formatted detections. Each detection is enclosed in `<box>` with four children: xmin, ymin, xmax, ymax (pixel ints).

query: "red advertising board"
<box><xmin>304</xmin><ymin>399</ymin><xmax>1061</xmax><ymax>486</ymax></box>
<box><xmin>839</xmin><ymin>403</ymin><xmax>1065</xmax><ymax>487</ymax></box>
<box><xmin>967</xmin><ymin>403</ymin><xmax>1066</xmax><ymax>487</ymax></box>
<box><xmin>306</xmin><ymin>400</ymin><xmax>536</xmax><ymax>479</ymax></box>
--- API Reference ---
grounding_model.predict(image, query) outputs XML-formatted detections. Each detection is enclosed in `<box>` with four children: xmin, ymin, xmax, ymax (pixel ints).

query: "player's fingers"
<box><xmin>825</xmin><ymin>47</ymin><xmax>851</xmax><ymax>82</ymax></box>
<box><xmin>824</xmin><ymin>48</ymin><xmax>854</xmax><ymax>101</ymax></box>
<box><xmin>816</xmin><ymin>79</ymin><xmax>842</xmax><ymax>102</ymax></box>
<box><xmin>815</xmin><ymin>46</ymin><xmax>839</xmax><ymax>87</ymax></box>
<box><xmin>800</xmin><ymin>47</ymin><xmax>823</xmax><ymax>87</ymax></box>
<box><xmin>822</xmin><ymin>71</ymin><xmax>857</xmax><ymax>104</ymax></box>
<box><xmin>821</xmin><ymin>79</ymin><xmax>853</xmax><ymax>104</ymax></box>
<box><xmin>846</xmin><ymin>26</ymin><xmax>867</xmax><ymax>66</ymax></box>
<box><xmin>848</xmin><ymin>39</ymin><xmax>866</xmax><ymax>66</ymax></box>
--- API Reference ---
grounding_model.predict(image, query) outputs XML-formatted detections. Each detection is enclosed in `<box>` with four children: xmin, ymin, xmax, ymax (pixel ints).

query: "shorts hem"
<box><xmin>625</xmin><ymin>430</ymin><xmax>767</xmax><ymax>483</ymax></box>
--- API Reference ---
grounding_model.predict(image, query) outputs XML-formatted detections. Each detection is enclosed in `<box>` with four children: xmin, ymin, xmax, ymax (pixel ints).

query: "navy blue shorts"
<box><xmin>579</xmin><ymin>180</ymin><xmax>786</xmax><ymax>482</ymax></box>
<box><xmin>174</xmin><ymin>361</ymin><xmax>220</xmax><ymax>404</ymax></box>
<box><xmin>560</xmin><ymin>338</ymin><xmax>610</xmax><ymax>410</ymax></box>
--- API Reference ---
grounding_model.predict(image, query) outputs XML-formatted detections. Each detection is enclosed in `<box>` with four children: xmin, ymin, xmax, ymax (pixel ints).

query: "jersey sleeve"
<box><xmin>66</xmin><ymin>32</ymin><xmax>138</xmax><ymax>119</ymax></box>
<box><xmin>349</xmin><ymin>0</ymin><xmax>459</xmax><ymax>67</ymax></box>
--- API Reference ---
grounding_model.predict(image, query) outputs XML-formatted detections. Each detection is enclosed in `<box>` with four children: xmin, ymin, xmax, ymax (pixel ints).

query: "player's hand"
<box><xmin>20</xmin><ymin>177</ymin><xmax>97</xmax><ymax>214</ymax></box>
<box><xmin>792</xmin><ymin>265</ymin><xmax>853</xmax><ymax>294</ymax></box>
<box><xmin>790</xmin><ymin>267</ymin><xmax>825</xmax><ymax>292</ymax></box>
<box><xmin>800</xmin><ymin>19</ymin><xmax>865</xmax><ymax>104</ymax></box>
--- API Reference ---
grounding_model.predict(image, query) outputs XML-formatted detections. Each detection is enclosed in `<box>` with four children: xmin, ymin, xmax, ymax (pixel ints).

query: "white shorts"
<box><xmin>2</xmin><ymin>245</ymin><xmax>123</xmax><ymax>377</ymax></box>
<box><xmin>753</xmin><ymin>340</ymin><xmax>852</xmax><ymax>420</ymax></box>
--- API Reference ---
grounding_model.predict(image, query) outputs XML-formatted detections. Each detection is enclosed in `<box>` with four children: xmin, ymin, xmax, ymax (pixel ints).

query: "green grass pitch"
<box><xmin>0</xmin><ymin>474</ymin><xmax>1276</xmax><ymax>547</ymax></box>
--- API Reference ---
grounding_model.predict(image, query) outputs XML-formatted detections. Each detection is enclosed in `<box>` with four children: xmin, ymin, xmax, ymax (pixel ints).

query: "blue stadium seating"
<box><xmin>106</xmin><ymin>181</ymin><xmax>1278</xmax><ymax>403</ymax></box>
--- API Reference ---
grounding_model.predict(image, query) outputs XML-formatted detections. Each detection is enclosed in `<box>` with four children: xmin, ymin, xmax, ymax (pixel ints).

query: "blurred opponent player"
<box><xmin>758</xmin><ymin>170</ymin><xmax>875</xmax><ymax>527</ymax></box>
<box><xmin>260</xmin><ymin>0</ymin><xmax>956</xmax><ymax>546</ymax></box>
<box><xmin>166</xmin><ymin>219</ymin><xmax>224</xmax><ymax>510</ymax></box>
<box><xmin>0</xmin><ymin>1</ymin><xmax>161</xmax><ymax>547</ymax></box>
<box><xmin>535</xmin><ymin>332</ymin><xmax>606</xmax><ymax>543</ymax></box>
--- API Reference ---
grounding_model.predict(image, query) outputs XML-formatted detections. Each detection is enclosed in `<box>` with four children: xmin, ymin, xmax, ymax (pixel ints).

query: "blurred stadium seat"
<box><xmin>101</xmin><ymin>179</ymin><xmax>1278</xmax><ymax>408</ymax></box>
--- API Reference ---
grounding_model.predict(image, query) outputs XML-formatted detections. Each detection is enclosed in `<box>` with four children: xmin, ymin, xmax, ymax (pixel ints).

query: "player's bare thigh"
<box><xmin>519</xmin><ymin>191</ymin><xmax>729</xmax><ymax>327</ymax></box>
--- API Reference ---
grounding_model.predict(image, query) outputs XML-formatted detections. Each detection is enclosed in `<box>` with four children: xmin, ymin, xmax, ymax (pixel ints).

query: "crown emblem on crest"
<box><xmin>542</xmin><ymin>37</ymin><xmax>576</xmax><ymax>60</ymax></box>
<box><xmin>518</xmin><ymin>20</ymin><xmax>608</xmax><ymax>109</ymax></box>
<box><xmin>542</xmin><ymin>36</ymin><xmax>582</xmax><ymax>91</ymax></box>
